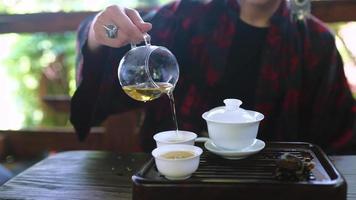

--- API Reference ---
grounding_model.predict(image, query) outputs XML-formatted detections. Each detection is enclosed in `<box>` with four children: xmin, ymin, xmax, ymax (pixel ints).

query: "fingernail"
<box><xmin>142</xmin><ymin>22</ymin><xmax>152</xmax><ymax>26</ymax></box>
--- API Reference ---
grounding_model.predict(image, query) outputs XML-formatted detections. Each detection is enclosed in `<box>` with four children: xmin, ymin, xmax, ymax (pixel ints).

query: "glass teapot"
<box><xmin>118</xmin><ymin>34</ymin><xmax>179</xmax><ymax>102</ymax></box>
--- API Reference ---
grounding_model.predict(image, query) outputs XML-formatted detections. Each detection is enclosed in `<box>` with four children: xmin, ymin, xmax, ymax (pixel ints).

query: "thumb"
<box><xmin>138</xmin><ymin>22</ymin><xmax>152</xmax><ymax>33</ymax></box>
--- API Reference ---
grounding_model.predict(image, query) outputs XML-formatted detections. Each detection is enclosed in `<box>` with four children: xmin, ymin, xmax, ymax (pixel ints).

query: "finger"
<box><xmin>125</xmin><ymin>8</ymin><xmax>152</xmax><ymax>33</ymax></box>
<box><xmin>96</xmin><ymin>28</ymin><xmax>130</xmax><ymax>48</ymax></box>
<box><xmin>94</xmin><ymin>20</ymin><xmax>130</xmax><ymax>48</ymax></box>
<box><xmin>106</xmin><ymin>6</ymin><xmax>143</xmax><ymax>42</ymax></box>
<box><xmin>138</xmin><ymin>22</ymin><xmax>152</xmax><ymax>33</ymax></box>
<box><xmin>125</xmin><ymin>8</ymin><xmax>144</xmax><ymax>24</ymax></box>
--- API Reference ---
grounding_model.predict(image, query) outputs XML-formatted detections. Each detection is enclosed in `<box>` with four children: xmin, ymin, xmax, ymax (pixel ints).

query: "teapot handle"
<box><xmin>130</xmin><ymin>33</ymin><xmax>151</xmax><ymax>49</ymax></box>
<box><xmin>143</xmin><ymin>33</ymin><xmax>151</xmax><ymax>45</ymax></box>
<box><xmin>130</xmin><ymin>43</ymin><xmax>137</xmax><ymax>49</ymax></box>
<box><xmin>195</xmin><ymin>137</ymin><xmax>210</xmax><ymax>143</ymax></box>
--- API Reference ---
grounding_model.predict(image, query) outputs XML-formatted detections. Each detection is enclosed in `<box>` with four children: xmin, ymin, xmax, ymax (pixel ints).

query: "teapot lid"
<box><xmin>203</xmin><ymin>99</ymin><xmax>256</xmax><ymax>123</ymax></box>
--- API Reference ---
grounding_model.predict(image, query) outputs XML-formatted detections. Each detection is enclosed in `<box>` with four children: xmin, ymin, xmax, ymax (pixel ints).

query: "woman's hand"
<box><xmin>87</xmin><ymin>5</ymin><xmax>152</xmax><ymax>52</ymax></box>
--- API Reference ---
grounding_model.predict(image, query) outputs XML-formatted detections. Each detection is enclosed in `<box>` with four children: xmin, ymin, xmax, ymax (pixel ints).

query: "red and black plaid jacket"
<box><xmin>71</xmin><ymin>0</ymin><xmax>355</xmax><ymax>153</ymax></box>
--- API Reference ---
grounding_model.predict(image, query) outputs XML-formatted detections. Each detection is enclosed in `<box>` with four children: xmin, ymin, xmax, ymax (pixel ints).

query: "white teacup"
<box><xmin>152</xmin><ymin>144</ymin><xmax>202</xmax><ymax>180</ymax></box>
<box><xmin>153</xmin><ymin>130</ymin><xmax>197</xmax><ymax>147</ymax></box>
<box><xmin>202</xmin><ymin>99</ymin><xmax>264</xmax><ymax>150</ymax></box>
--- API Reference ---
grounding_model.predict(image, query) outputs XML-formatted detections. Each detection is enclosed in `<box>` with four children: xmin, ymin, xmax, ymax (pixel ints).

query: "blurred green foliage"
<box><xmin>329</xmin><ymin>23</ymin><xmax>352</xmax><ymax>63</ymax></box>
<box><xmin>3</xmin><ymin>32</ymin><xmax>76</xmax><ymax>127</ymax></box>
<box><xmin>0</xmin><ymin>0</ymin><xmax>173</xmax><ymax>128</ymax></box>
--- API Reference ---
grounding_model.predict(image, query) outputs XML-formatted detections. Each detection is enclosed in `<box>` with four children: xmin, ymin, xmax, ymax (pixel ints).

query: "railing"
<box><xmin>0</xmin><ymin>127</ymin><xmax>105</xmax><ymax>159</ymax></box>
<box><xmin>1</xmin><ymin>0</ymin><xmax>356</xmax><ymax>34</ymax></box>
<box><xmin>0</xmin><ymin>0</ymin><xmax>355</xmax><ymax>158</ymax></box>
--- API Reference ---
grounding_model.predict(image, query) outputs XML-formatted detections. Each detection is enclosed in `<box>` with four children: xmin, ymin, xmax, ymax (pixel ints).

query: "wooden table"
<box><xmin>0</xmin><ymin>151</ymin><xmax>355</xmax><ymax>200</ymax></box>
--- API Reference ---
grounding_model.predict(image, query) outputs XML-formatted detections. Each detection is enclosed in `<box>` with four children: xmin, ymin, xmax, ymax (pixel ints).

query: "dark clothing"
<box><xmin>222</xmin><ymin>17</ymin><xmax>269</xmax><ymax>109</ymax></box>
<box><xmin>71</xmin><ymin>0</ymin><xmax>355</xmax><ymax>154</ymax></box>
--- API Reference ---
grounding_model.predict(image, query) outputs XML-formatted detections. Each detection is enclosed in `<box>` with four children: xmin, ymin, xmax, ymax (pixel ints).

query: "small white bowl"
<box><xmin>152</xmin><ymin>144</ymin><xmax>203</xmax><ymax>180</ymax></box>
<box><xmin>153</xmin><ymin>130</ymin><xmax>197</xmax><ymax>147</ymax></box>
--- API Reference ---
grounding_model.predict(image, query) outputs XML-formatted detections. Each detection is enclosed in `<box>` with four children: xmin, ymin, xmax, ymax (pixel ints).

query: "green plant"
<box><xmin>3</xmin><ymin>32</ymin><xmax>76</xmax><ymax>127</ymax></box>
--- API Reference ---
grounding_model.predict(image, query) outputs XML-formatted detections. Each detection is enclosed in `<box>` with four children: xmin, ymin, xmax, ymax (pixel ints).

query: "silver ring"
<box><xmin>103</xmin><ymin>24</ymin><xmax>118</xmax><ymax>39</ymax></box>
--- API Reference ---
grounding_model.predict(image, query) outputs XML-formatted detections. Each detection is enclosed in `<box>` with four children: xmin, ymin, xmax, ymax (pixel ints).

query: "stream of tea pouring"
<box><xmin>118</xmin><ymin>34</ymin><xmax>182</xmax><ymax>140</ymax></box>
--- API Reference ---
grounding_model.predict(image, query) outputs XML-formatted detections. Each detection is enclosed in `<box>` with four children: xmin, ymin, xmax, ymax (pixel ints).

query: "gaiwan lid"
<box><xmin>203</xmin><ymin>99</ymin><xmax>258</xmax><ymax>123</ymax></box>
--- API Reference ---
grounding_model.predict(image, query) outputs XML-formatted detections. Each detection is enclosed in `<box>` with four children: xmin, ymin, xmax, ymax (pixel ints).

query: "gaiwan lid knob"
<box><xmin>204</xmin><ymin>99</ymin><xmax>256</xmax><ymax>123</ymax></box>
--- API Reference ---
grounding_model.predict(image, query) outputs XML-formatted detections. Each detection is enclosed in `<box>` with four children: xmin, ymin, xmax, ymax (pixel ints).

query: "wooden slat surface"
<box><xmin>330</xmin><ymin>156</ymin><xmax>356</xmax><ymax>200</ymax></box>
<box><xmin>0</xmin><ymin>151</ymin><xmax>354</xmax><ymax>200</ymax></box>
<box><xmin>0</xmin><ymin>128</ymin><xmax>106</xmax><ymax>159</ymax></box>
<box><xmin>0</xmin><ymin>11</ymin><xmax>95</xmax><ymax>34</ymax></box>
<box><xmin>0</xmin><ymin>151</ymin><xmax>150</xmax><ymax>200</ymax></box>
<box><xmin>1</xmin><ymin>0</ymin><xmax>356</xmax><ymax>34</ymax></box>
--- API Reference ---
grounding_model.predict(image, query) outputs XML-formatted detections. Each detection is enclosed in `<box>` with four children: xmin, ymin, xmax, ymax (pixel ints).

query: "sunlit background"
<box><xmin>0</xmin><ymin>0</ymin><xmax>173</xmax><ymax>130</ymax></box>
<box><xmin>0</xmin><ymin>0</ymin><xmax>355</xmax><ymax>130</ymax></box>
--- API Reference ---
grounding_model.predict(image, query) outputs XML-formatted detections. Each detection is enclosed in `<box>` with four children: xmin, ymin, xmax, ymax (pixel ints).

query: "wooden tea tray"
<box><xmin>132</xmin><ymin>142</ymin><xmax>346</xmax><ymax>200</ymax></box>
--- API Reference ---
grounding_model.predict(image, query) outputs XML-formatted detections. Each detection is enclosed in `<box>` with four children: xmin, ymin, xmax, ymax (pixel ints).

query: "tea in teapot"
<box><xmin>118</xmin><ymin>34</ymin><xmax>180</xmax><ymax>133</ymax></box>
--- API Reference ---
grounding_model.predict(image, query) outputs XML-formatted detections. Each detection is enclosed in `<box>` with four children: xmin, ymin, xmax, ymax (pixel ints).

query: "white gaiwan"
<box><xmin>202</xmin><ymin>99</ymin><xmax>264</xmax><ymax>150</ymax></box>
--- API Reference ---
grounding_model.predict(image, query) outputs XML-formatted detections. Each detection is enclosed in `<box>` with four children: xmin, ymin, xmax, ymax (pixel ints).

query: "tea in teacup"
<box><xmin>154</xmin><ymin>130</ymin><xmax>197</xmax><ymax>147</ymax></box>
<box><xmin>160</xmin><ymin>151</ymin><xmax>195</xmax><ymax>160</ymax></box>
<box><xmin>152</xmin><ymin>144</ymin><xmax>203</xmax><ymax>180</ymax></box>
